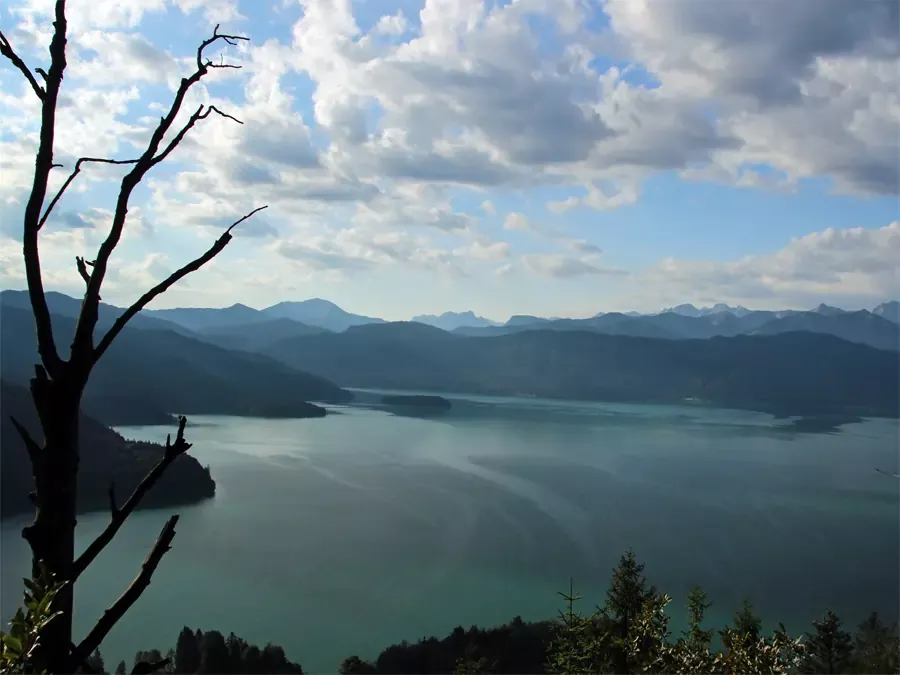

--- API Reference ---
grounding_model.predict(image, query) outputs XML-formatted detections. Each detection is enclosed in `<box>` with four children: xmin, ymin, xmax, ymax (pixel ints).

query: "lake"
<box><xmin>2</xmin><ymin>392</ymin><xmax>898</xmax><ymax>672</ymax></box>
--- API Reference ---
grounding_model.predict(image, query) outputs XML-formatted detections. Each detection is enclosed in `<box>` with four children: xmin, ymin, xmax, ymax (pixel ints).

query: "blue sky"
<box><xmin>0</xmin><ymin>0</ymin><xmax>897</xmax><ymax>321</ymax></box>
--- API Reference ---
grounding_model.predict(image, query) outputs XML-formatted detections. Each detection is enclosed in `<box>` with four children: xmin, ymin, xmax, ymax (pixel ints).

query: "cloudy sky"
<box><xmin>0</xmin><ymin>0</ymin><xmax>897</xmax><ymax>321</ymax></box>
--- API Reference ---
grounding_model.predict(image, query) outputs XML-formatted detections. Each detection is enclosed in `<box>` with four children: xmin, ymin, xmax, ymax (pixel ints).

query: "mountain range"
<box><xmin>1</xmin><ymin>294</ymin><xmax>352</xmax><ymax>426</ymax></box>
<box><xmin>261</xmin><ymin>322</ymin><xmax>897</xmax><ymax>418</ymax></box>
<box><xmin>1</xmin><ymin>290</ymin><xmax>897</xmax><ymax>420</ymax></box>
<box><xmin>453</xmin><ymin>305</ymin><xmax>900</xmax><ymax>351</ymax></box>
<box><xmin>5</xmin><ymin>291</ymin><xmax>893</xmax><ymax>351</ymax></box>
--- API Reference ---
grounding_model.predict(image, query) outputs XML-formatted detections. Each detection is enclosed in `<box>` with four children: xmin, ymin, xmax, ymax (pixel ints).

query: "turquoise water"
<box><xmin>2</xmin><ymin>393</ymin><xmax>898</xmax><ymax>672</ymax></box>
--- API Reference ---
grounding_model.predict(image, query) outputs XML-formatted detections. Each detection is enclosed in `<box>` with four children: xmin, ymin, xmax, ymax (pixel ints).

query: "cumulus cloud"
<box><xmin>0</xmin><ymin>0</ymin><xmax>894</xmax><ymax>313</ymax></box>
<box><xmin>640</xmin><ymin>221</ymin><xmax>900</xmax><ymax>308</ymax></box>
<box><xmin>604</xmin><ymin>0</ymin><xmax>900</xmax><ymax>195</ymax></box>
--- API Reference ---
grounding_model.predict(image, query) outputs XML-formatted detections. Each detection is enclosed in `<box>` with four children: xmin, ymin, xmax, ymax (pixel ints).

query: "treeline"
<box><xmin>84</xmin><ymin>629</ymin><xmax>304</xmax><ymax>675</ymax></box>
<box><xmin>98</xmin><ymin>550</ymin><xmax>898</xmax><ymax>675</ymax></box>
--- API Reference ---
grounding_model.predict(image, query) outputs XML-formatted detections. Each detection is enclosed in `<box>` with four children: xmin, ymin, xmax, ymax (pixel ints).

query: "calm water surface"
<box><xmin>2</xmin><ymin>392</ymin><xmax>898</xmax><ymax>672</ymax></box>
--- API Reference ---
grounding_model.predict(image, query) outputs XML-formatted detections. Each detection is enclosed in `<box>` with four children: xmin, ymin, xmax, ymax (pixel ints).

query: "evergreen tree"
<box><xmin>174</xmin><ymin>626</ymin><xmax>201</xmax><ymax>674</ymax></box>
<box><xmin>672</xmin><ymin>586</ymin><xmax>717</xmax><ymax>673</ymax></box>
<box><xmin>853</xmin><ymin>612</ymin><xmax>900</xmax><ymax>674</ymax></box>
<box><xmin>733</xmin><ymin>598</ymin><xmax>763</xmax><ymax>643</ymax></box>
<box><xmin>84</xmin><ymin>649</ymin><xmax>106</xmax><ymax>674</ymax></box>
<box><xmin>720</xmin><ymin>597</ymin><xmax>763</xmax><ymax>667</ymax></box>
<box><xmin>340</xmin><ymin>656</ymin><xmax>378</xmax><ymax>674</ymax></box>
<box><xmin>198</xmin><ymin>631</ymin><xmax>229</xmax><ymax>674</ymax></box>
<box><xmin>801</xmin><ymin>608</ymin><xmax>854</xmax><ymax>674</ymax></box>
<box><xmin>547</xmin><ymin>578</ymin><xmax>605</xmax><ymax>674</ymax></box>
<box><xmin>242</xmin><ymin>645</ymin><xmax>262</xmax><ymax>674</ymax></box>
<box><xmin>225</xmin><ymin>633</ymin><xmax>247</xmax><ymax>669</ymax></box>
<box><xmin>115</xmin><ymin>661</ymin><xmax>127</xmax><ymax>675</ymax></box>
<box><xmin>601</xmin><ymin>548</ymin><xmax>656</xmax><ymax>674</ymax></box>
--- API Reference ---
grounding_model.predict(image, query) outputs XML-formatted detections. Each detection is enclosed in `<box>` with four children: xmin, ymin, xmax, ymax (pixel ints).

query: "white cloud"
<box><xmin>520</xmin><ymin>254</ymin><xmax>625</xmax><ymax>279</ymax></box>
<box><xmin>638</xmin><ymin>221</ymin><xmax>900</xmax><ymax>309</ymax></box>
<box><xmin>373</xmin><ymin>11</ymin><xmax>409</xmax><ymax>37</ymax></box>
<box><xmin>0</xmin><ymin>0</ymin><xmax>894</xmax><ymax>316</ymax></box>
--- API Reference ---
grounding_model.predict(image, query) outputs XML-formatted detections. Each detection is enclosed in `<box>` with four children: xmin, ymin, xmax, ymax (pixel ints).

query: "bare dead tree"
<box><xmin>0</xmin><ymin>2</ymin><xmax>267</xmax><ymax>672</ymax></box>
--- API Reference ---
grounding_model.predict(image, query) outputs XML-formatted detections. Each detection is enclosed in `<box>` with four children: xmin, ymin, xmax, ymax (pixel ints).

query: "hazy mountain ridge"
<box><xmin>1</xmin><ymin>290</ymin><xmax>896</xmax><ymax>421</ymax></box>
<box><xmin>457</xmin><ymin>307</ymin><xmax>899</xmax><ymax>350</ymax></box>
<box><xmin>264</xmin><ymin>325</ymin><xmax>899</xmax><ymax>418</ymax></box>
<box><xmin>0</xmin><ymin>305</ymin><xmax>352</xmax><ymax>425</ymax></box>
<box><xmin>262</xmin><ymin>298</ymin><xmax>384</xmax><ymax>332</ymax></box>
<box><xmin>412</xmin><ymin>310</ymin><xmax>500</xmax><ymax>331</ymax></box>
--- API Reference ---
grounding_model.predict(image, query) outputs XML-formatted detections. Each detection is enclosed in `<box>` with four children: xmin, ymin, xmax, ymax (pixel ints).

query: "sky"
<box><xmin>0</xmin><ymin>0</ymin><xmax>897</xmax><ymax>322</ymax></box>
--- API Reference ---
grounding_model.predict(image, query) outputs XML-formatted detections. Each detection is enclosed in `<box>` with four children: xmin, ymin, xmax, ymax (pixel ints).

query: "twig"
<box><xmin>196</xmin><ymin>24</ymin><xmax>249</xmax><ymax>71</ymax></box>
<box><xmin>149</xmin><ymin>104</ymin><xmax>243</xmax><ymax>169</ymax></box>
<box><xmin>71</xmin><ymin>24</ymin><xmax>251</xmax><ymax>361</ymax></box>
<box><xmin>39</xmin><ymin>157</ymin><xmax>139</xmax><ymax>231</ymax></box>
<box><xmin>68</xmin><ymin>515</ymin><xmax>180</xmax><ymax>671</ymax></box>
<box><xmin>76</xmin><ymin>257</ymin><xmax>91</xmax><ymax>285</ymax></box>
<box><xmin>92</xmin><ymin>206</ymin><xmax>267</xmax><ymax>363</ymax></box>
<box><xmin>70</xmin><ymin>417</ymin><xmax>192</xmax><ymax>581</ymax></box>
<box><xmin>9</xmin><ymin>416</ymin><xmax>41</xmax><ymax>464</ymax></box>
<box><xmin>0</xmin><ymin>31</ymin><xmax>46</xmax><ymax>100</ymax></box>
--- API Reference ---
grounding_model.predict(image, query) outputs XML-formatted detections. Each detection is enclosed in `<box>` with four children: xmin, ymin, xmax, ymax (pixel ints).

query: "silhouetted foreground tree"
<box><xmin>0</xmin><ymin>2</ymin><xmax>265</xmax><ymax>672</ymax></box>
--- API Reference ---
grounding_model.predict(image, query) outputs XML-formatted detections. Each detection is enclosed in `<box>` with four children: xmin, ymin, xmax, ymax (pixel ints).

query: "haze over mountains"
<box><xmin>1</xmin><ymin>290</ymin><xmax>897</xmax><ymax>422</ymax></box>
<box><xmin>15</xmin><ymin>291</ymin><xmax>888</xmax><ymax>351</ymax></box>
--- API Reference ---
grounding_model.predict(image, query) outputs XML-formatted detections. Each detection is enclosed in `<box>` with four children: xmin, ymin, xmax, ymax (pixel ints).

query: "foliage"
<box><xmin>800</xmin><ymin>608</ymin><xmax>854</xmax><ymax>674</ymax></box>
<box><xmin>0</xmin><ymin>566</ymin><xmax>65</xmax><ymax>674</ymax></box>
<box><xmin>341</xmin><ymin>550</ymin><xmax>898</xmax><ymax>675</ymax></box>
<box><xmin>546</xmin><ymin>580</ymin><xmax>605</xmax><ymax>675</ymax></box>
<box><xmin>852</xmin><ymin>612</ymin><xmax>900</xmax><ymax>674</ymax></box>
<box><xmin>137</xmin><ymin>628</ymin><xmax>304</xmax><ymax>674</ymax></box>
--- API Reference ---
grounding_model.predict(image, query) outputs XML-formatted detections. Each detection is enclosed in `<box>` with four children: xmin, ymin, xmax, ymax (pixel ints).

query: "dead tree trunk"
<box><xmin>1</xmin><ymin>3</ymin><xmax>265</xmax><ymax>672</ymax></box>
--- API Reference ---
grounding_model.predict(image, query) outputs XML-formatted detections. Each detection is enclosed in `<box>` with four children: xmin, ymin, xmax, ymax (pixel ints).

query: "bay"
<box><xmin>2</xmin><ymin>392</ymin><xmax>898</xmax><ymax>672</ymax></box>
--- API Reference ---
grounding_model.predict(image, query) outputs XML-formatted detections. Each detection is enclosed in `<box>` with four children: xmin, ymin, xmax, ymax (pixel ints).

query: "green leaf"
<box><xmin>2</xmin><ymin>635</ymin><xmax>22</xmax><ymax>656</ymax></box>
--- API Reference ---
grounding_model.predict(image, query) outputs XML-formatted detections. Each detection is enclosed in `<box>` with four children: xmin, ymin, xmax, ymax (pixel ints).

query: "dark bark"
<box><xmin>23</xmin><ymin>367</ymin><xmax>82</xmax><ymax>674</ymax></box>
<box><xmin>0</xmin><ymin>3</ymin><xmax>262</xmax><ymax>672</ymax></box>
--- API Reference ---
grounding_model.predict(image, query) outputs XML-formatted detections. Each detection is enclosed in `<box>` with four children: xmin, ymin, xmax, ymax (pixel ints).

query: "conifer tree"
<box><xmin>601</xmin><ymin>548</ymin><xmax>656</xmax><ymax>674</ymax></box>
<box><xmin>801</xmin><ymin>608</ymin><xmax>854</xmax><ymax>674</ymax></box>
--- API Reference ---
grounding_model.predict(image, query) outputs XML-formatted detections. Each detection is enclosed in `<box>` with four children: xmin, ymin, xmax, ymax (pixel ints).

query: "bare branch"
<box><xmin>71</xmin><ymin>417</ymin><xmax>192</xmax><ymax>580</ymax></box>
<box><xmin>207</xmin><ymin>105</ymin><xmax>243</xmax><ymax>124</ymax></box>
<box><xmin>197</xmin><ymin>24</ymin><xmax>249</xmax><ymax>71</ymax></box>
<box><xmin>76</xmin><ymin>257</ymin><xmax>91</xmax><ymax>285</ymax></box>
<box><xmin>71</xmin><ymin>24</ymin><xmax>251</xmax><ymax>363</ymax></box>
<box><xmin>149</xmin><ymin>104</ymin><xmax>243</xmax><ymax>170</ymax></box>
<box><xmin>92</xmin><ymin>206</ymin><xmax>267</xmax><ymax>362</ymax></box>
<box><xmin>20</xmin><ymin>0</ymin><xmax>69</xmax><ymax>379</ymax></box>
<box><xmin>9</xmin><ymin>416</ymin><xmax>41</xmax><ymax>464</ymax></box>
<box><xmin>0</xmin><ymin>31</ymin><xmax>46</xmax><ymax>100</ymax></box>
<box><xmin>69</xmin><ymin>515</ymin><xmax>180</xmax><ymax>671</ymax></box>
<box><xmin>39</xmin><ymin>157</ymin><xmax>139</xmax><ymax>231</ymax></box>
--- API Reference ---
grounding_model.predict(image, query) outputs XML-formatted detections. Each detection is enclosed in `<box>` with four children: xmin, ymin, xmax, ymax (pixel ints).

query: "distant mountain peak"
<box><xmin>412</xmin><ymin>310</ymin><xmax>499</xmax><ymax>331</ymax></box>
<box><xmin>873</xmin><ymin>300</ymin><xmax>899</xmax><ymax>324</ymax></box>
<box><xmin>261</xmin><ymin>298</ymin><xmax>382</xmax><ymax>331</ymax></box>
<box><xmin>663</xmin><ymin>303</ymin><xmax>751</xmax><ymax>318</ymax></box>
<box><xmin>812</xmin><ymin>303</ymin><xmax>847</xmax><ymax>315</ymax></box>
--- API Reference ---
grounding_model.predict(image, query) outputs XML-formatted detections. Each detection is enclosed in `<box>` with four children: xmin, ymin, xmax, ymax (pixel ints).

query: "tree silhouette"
<box><xmin>0</xmin><ymin>2</ymin><xmax>265</xmax><ymax>672</ymax></box>
<box><xmin>800</xmin><ymin>608</ymin><xmax>853</xmax><ymax>674</ymax></box>
<box><xmin>600</xmin><ymin>548</ymin><xmax>656</xmax><ymax>674</ymax></box>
